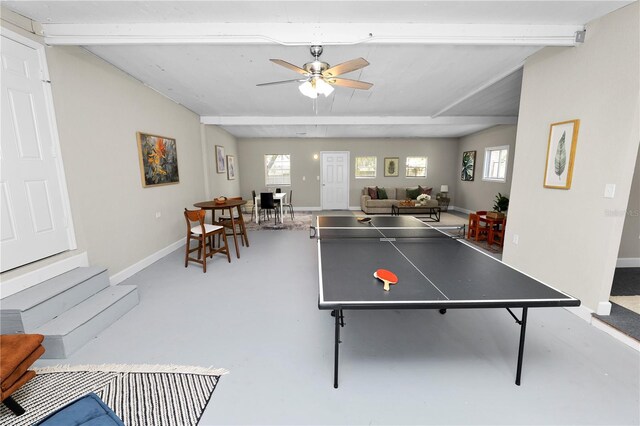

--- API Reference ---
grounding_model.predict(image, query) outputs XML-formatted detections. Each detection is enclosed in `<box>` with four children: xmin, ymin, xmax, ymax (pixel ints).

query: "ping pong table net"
<box><xmin>311</xmin><ymin>224</ymin><xmax>465</xmax><ymax>241</ymax></box>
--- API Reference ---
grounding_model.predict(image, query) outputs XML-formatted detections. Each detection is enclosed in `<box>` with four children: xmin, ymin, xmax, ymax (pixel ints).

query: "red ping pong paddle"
<box><xmin>374</xmin><ymin>269</ymin><xmax>398</xmax><ymax>291</ymax></box>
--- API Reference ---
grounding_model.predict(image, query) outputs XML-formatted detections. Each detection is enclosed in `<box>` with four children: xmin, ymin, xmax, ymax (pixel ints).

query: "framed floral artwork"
<box><xmin>216</xmin><ymin>145</ymin><xmax>226</xmax><ymax>173</ymax></box>
<box><xmin>227</xmin><ymin>155</ymin><xmax>236</xmax><ymax>180</ymax></box>
<box><xmin>461</xmin><ymin>150</ymin><xmax>476</xmax><ymax>181</ymax></box>
<box><xmin>544</xmin><ymin>119</ymin><xmax>580</xmax><ymax>189</ymax></box>
<box><xmin>137</xmin><ymin>132</ymin><xmax>179</xmax><ymax>187</ymax></box>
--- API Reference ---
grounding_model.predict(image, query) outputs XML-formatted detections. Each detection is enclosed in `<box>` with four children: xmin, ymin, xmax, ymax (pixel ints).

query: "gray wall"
<box><xmin>236</xmin><ymin>137</ymin><xmax>459</xmax><ymax>208</ymax></box>
<box><xmin>47</xmin><ymin>46</ymin><xmax>206</xmax><ymax>274</ymax></box>
<box><xmin>455</xmin><ymin>125</ymin><xmax>517</xmax><ymax>212</ymax></box>
<box><xmin>0</xmin><ymin>17</ymin><xmax>209</xmax><ymax>281</ymax></box>
<box><xmin>502</xmin><ymin>2</ymin><xmax>639</xmax><ymax>312</ymax></box>
<box><xmin>203</xmin><ymin>125</ymin><xmax>240</xmax><ymax>199</ymax></box>
<box><xmin>617</xmin><ymin>145</ymin><xmax>640</xmax><ymax>260</ymax></box>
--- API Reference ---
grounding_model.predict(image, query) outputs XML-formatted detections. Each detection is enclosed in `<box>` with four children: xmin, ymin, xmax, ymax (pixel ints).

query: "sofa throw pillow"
<box><xmin>406</xmin><ymin>187</ymin><xmax>421</xmax><ymax>199</ymax></box>
<box><xmin>419</xmin><ymin>185</ymin><xmax>433</xmax><ymax>196</ymax></box>
<box><xmin>367</xmin><ymin>186</ymin><xmax>378</xmax><ymax>199</ymax></box>
<box><xmin>377</xmin><ymin>187</ymin><xmax>388</xmax><ymax>199</ymax></box>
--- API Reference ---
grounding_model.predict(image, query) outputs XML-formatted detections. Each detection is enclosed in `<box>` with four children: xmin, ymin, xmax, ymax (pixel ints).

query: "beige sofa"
<box><xmin>360</xmin><ymin>186</ymin><xmax>439</xmax><ymax>214</ymax></box>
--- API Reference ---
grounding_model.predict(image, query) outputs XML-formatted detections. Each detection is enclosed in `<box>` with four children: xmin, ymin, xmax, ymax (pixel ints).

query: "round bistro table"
<box><xmin>193</xmin><ymin>199</ymin><xmax>249</xmax><ymax>259</ymax></box>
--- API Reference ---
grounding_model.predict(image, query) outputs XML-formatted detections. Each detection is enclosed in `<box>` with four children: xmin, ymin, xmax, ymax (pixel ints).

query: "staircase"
<box><xmin>0</xmin><ymin>266</ymin><xmax>138</xmax><ymax>358</ymax></box>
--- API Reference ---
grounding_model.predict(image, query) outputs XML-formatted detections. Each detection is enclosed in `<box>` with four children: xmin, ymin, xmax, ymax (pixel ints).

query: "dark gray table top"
<box><xmin>316</xmin><ymin>215</ymin><xmax>580</xmax><ymax>310</ymax></box>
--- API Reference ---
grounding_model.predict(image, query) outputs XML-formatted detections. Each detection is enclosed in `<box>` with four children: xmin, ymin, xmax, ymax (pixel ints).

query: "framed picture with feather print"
<box><xmin>544</xmin><ymin>119</ymin><xmax>580</xmax><ymax>189</ymax></box>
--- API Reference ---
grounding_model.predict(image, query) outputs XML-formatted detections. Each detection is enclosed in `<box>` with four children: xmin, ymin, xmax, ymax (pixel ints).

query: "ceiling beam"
<box><xmin>200</xmin><ymin>116</ymin><xmax>517</xmax><ymax>126</ymax></box>
<box><xmin>38</xmin><ymin>23</ymin><xmax>583</xmax><ymax>46</ymax></box>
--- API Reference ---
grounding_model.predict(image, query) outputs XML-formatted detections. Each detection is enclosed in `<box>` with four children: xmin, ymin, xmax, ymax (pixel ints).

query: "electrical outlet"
<box><xmin>155</xmin><ymin>211</ymin><xmax>161</xmax><ymax>219</ymax></box>
<box><xmin>512</xmin><ymin>234</ymin><xmax>519</xmax><ymax>245</ymax></box>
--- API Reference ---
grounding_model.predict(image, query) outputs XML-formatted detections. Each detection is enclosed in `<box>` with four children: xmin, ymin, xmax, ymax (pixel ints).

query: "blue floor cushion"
<box><xmin>35</xmin><ymin>392</ymin><xmax>124</xmax><ymax>426</ymax></box>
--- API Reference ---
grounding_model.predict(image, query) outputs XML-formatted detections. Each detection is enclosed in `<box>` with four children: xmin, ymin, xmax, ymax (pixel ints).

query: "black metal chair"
<box><xmin>249</xmin><ymin>190</ymin><xmax>257</xmax><ymax>221</ymax></box>
<box><xmin>259</xmin><ymin>192</ymin><xmax>279</xmax><ymax>224</ymax></box>
<box><xmin>274</xmin><ymin>188</ymin><xmax>282</xmax><ymax>209</ymax></box>
<box><xmin>283</xmin><ymin>190</ymin><xmax>294</xmax><ymax>219</ymax></box>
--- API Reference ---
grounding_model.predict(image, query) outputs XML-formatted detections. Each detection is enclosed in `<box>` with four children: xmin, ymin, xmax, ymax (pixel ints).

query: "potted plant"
<box><xmin>488</xmin><ymin>193</ymin><xmax>509</xmax><ymax>219</ymax></box>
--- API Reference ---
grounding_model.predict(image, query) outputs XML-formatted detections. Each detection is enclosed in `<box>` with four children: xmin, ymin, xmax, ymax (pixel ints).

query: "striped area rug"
<box><xmin>0</xmin><ymin>364</ymin><xmax>227</xmax><ymax>426</ymax></box>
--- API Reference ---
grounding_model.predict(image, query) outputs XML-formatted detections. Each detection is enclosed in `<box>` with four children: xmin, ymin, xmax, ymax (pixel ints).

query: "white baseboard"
<box><xmin>617</xmin><ymin>258</ymin><xmax>640</xmax><ymax>268</ymax></box>
<box><xmin>109</xmin><ymin>239</ymin><xmax>184</xmax><ymax>285</ymax></box>
<box><xmin>564</xmin><ymin>305</ymin><xmax>595</xmax><ymax>323</ymax></box>
<box><xmin>0</xmin><ymin>252</ymin><xmax>90</xmax><ymax>299</ymax></box>
<box><xmin>450</xmin><ymin>206</ymin><xmax>472</xmax><ymax>215</ymax></box>
<box><xmin>564</xmin><ymin>304</ymin><xmax>639</xmax><ymax>351</ymax></box>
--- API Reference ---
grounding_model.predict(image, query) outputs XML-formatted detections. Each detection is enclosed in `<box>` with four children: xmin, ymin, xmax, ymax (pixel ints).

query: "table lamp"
<box><xmin>440</xmin><ymin>185</ymin><xmax>449</xmax><ymax>197</ymax></box>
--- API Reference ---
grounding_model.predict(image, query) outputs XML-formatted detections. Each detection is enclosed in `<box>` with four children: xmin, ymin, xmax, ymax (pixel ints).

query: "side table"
<box><xmin>437</xmin><ymin>197</ymin><xmax>450</xmax><ymax>212</ymax></box>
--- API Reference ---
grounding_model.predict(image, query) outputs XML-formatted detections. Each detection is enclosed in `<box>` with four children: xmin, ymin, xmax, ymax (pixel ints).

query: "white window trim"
<box><xmin>354</xmin><ymin>156</ymin><xmax>377</xmax><ymax>179</ymax></box>
<box><xmin>405</xmin><ymin>156</ymin><xmax>428</xmax><ymax>178</ymax></box>
<box><xmin>482</xmin><ymin>145</ymin><xmax>509</xmax><ymax>183</ymax></box>
<box><xmin>264</xmin><ymin>154</ymin><xmax>291</xmax><ymax>187</ymax></box>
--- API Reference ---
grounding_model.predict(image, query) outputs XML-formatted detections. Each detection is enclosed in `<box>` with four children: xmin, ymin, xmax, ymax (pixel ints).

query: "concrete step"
<box><xmin>36</xmin><ymin>285</ymin><xmax>139</xmax><ymax>359</ymax></box>
<box><xmin>1</xmin><ymin>266</ymin><xmax>109</xmax><ymax>334</ymax></box>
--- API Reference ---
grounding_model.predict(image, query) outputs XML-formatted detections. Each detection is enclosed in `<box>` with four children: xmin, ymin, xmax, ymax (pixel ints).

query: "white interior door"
<box><xmin>321</xmin><ymin>151</ymin><xmax>350</xmax><ymax>210</ymax></box>
<box><xmin>1</xmin><ymin>33</ymin><xmax>74</xmax><ymax>272</ymax></box>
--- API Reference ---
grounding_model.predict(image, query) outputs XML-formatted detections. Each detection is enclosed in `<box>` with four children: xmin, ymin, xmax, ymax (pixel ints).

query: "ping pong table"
<box><xmin>313</xmin><ymin>215</ymin><xmax>580</xmax><ymax>388</ymax></box>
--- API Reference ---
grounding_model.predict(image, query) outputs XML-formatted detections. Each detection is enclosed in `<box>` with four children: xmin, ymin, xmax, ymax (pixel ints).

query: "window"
<box><xmin>405</xmin><ymin>157</ymin><xmax>427</xmax><ymax>177</ymax></box>
<box><xmin>483</xmin><ymin>146</ymin><xmax>509</xmax><ymax>182</ymax></box>
<box><xmin>264</xmin><ymin>154</ymin><xmax>291</xmax><ymax>186</ymax></box>
<box><xmin>355</xmin><ymin>156</ymin><xmax>377</xmax><ymax>178</ymax></box>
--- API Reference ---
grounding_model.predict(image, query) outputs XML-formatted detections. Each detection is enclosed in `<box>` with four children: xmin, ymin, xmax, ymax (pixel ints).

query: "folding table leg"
<box><xmin>333</xmin><ymin>309</ymin><xmax>341</xmax><ymax>389</ymax></box>
<box><xmin>515</xmin><ymin>307</ymin><xmax>528</xmax><ymax>385</ymax></box>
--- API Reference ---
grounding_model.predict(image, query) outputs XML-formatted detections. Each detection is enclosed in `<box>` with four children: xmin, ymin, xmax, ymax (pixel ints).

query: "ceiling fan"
<box><xmin>257</xmin><ymin>45</ymin><xmax>373</xmax><ymax>98</ymax></box>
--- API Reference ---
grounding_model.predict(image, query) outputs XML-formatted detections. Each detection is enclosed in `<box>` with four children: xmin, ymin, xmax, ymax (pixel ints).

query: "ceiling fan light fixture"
<box><xmin>298</xmin><ymin>80</ymin><xmax>318</xmax><ymax>99</ymax></box>
<box><xmin>315</xmin><ymin>78</ymin><xmax>334</xmax><ymax>97</ymax></box>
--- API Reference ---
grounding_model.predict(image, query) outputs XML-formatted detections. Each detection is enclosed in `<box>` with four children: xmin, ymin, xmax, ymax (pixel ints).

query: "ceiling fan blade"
<box><xmin>326</xmin><ymin>77</ymin><xmax>373</xmax><ymax>90</ymax></box>
<box><xmin>270</xmin><ymin>59</ymin><xmax>309</xmax><ymax>75</ymax></box>
<box><xmin>322</xmin><ymin>58</ymin><xmax>369</xmax><ymax>78</ymax></box>
<box><xmin>257</xmin><ymin>79</ymin><xmax>306</xmax><ymax>87</ymax></box>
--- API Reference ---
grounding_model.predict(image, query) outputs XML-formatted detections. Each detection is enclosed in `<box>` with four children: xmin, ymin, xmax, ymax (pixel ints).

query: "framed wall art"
<box><xmin>461</xmin><ymin>150</ymin><xmax>476</xmax><ymax>181</ymax></box>
<box><xmin>215</xmin><ymin>145</ymin><xmax>226</xmax><ymax>173</ymax></box>
<box><xmin>544</xmin><ymin>119</ymin><xmax>580</xmax><ymax>189</ymax></box>
<box><xmin>227</xmin><ymin>155</ymin><xmax>236</xmax><ymax>180</ymax></box>
<box><xmin>384</xmin><ymin>157</ymin><xmax>399</xmax><ymax>177</ymax></box>
<box><xmin>137</xmin><ymin>132</ymin><xmax>179</xmax><ymax>187</ymax></box>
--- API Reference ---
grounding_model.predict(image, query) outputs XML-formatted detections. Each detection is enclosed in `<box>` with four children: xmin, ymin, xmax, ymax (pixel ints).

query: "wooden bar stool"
<box><xmin>184</xmin><ymin>209</ymin><xmax>230</xmax><ymax>272</ymax></box>
<box><xmin>217</xmin><ymin>197</ymin><xmax>248</xmax><ymax>248</ymax></box>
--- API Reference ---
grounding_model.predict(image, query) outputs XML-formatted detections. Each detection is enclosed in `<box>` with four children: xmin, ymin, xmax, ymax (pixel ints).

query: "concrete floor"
<box><xmin>36</xmin><ymin>228</ymin><xmax>640</xmax><ymax>425</ymax></box>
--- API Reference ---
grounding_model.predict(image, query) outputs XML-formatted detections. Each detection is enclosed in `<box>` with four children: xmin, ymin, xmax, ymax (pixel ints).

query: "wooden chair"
<box><xmin>217</xmin><ymin>197</ymin><xmax>247</xmax><ymax>247</ymax></box>
<box><xmin>184</xmin><ymin>209</ymin><xmax>230</xmax><ymax>272</ymax></box>
<box><xmin>489</xmin><ymin>217</ymin><xmax>507</xmax><ymax>247</ymax></box>
<box><xmin>467</xmin><ymin>213</ymin><xmax>479</xmax><ymax>239</ymax></box>
<box><xmin>467</xmin><ymin>213</ymin><xmax>490</xmax><ymax>241</ymax></box>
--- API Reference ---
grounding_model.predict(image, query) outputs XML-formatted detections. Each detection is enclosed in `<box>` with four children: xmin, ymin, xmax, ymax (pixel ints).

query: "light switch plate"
<box><xmin>604</xmin><ymin>184</ymin><xmax>616</xmax><ymax>198</ymax></box>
